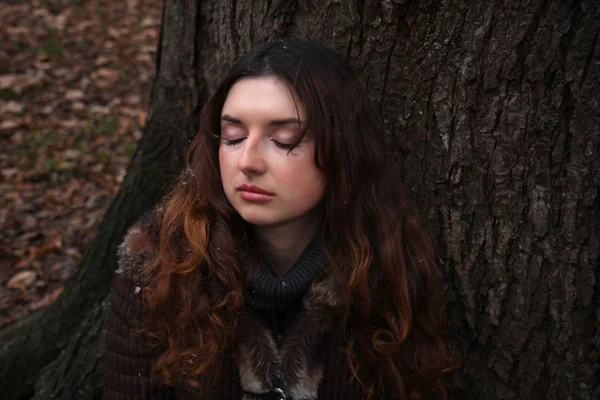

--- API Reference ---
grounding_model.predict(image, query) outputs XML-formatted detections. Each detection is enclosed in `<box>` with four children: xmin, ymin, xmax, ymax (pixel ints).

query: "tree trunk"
<box><xmin>2</xmin><ymin>0</ymin><xmax>598</xmax><ymax>399</ymax></box>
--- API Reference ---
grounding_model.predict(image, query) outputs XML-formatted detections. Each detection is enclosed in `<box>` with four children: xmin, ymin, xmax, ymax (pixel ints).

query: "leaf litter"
<box><xmin>0</xmin><ymin>0</ymin><xmax>162</xmax><ymax>335</ymax></box>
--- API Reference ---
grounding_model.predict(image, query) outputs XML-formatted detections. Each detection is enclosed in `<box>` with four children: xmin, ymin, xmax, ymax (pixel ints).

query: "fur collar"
<box><xmin>115</xmin><ymin>207</ymin><xmax>162</xmax><ymax>279</ymax></box>
<box><xmin>115</xmin><ymin>207</ymin><xmax>344</xmax><ymax>399</ymax></box>
<box><xmin>237</xmin><ymin>278</ymin><xmax>341</xmax><ymax>400</ymax></box>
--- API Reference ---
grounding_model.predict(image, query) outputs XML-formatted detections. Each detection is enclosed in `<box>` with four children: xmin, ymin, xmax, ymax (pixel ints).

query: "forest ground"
<box><xmin>0</xmin><ymin>0</ymin><xmax>162</xmax><ymax>343</ymax></box>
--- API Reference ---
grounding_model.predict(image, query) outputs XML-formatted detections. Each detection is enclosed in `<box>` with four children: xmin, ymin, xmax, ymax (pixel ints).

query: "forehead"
<box><xmin>221</xmin><ymin>76</ymin><xmax>305</xmax><ymax>120</ymax></box>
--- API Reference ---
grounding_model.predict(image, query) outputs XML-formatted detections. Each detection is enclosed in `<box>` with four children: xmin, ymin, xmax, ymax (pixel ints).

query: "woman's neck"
<box><xmin>253</xmin><ymin>210</ymin><xmax>321</xmax><ymax>279</ymax></box>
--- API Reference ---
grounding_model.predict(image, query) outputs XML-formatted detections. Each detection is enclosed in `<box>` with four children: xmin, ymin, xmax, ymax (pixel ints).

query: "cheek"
<box><xmin>284</xmin><ymin>157</ymin><xmax>325</xmax><ymax>202</ymax></box>
<box><xmin>218</xmin><ymin>149</ymin><xmax>233</xmax><ymax>179</ymax></box>
<box><xmin>218</xmin><ymin>147</ymin><xmax>226</xmax><ymax>168</ymax></box>
<box><xmin>303</xmin><ymin>175</ymin><xmax>326</xmax><ymax>202</ymax></box>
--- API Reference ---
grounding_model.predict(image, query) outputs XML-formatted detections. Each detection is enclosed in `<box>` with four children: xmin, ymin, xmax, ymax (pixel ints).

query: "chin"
<box><xmin>239</xmin><ymin>215</ymin><xmax>279</xmax><ymax>226</ymax></box>
<box><xmin>236</xmin><ymin>210</ymin><xmax>289</xmax><ymax>227</ymax></box>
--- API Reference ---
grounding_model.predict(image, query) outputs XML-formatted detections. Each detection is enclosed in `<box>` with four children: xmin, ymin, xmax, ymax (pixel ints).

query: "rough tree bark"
<box><xmin>1</xmin><ymin>0</ymin><xmax>597</xmax><ymax>399</ymax></box>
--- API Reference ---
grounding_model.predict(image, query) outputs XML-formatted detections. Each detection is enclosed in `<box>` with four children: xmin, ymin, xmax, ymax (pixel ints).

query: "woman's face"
<box><xmin>218</xmin><ymin>76</ymin><xmax>325</xmax><ymax>228</ymax></box>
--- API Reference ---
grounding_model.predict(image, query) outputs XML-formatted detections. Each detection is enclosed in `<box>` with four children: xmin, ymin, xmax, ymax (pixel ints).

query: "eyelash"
<box><xmin>221</xmin><ymin>138</ymin><xmax>296</xmax><ymax>150</ymax></box>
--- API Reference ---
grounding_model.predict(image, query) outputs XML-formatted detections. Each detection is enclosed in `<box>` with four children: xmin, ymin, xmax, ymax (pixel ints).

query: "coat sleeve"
<box><xmin>103</xmin><ymin>273</ymin><xmax>174</xmax><ymax>399</ymax></box>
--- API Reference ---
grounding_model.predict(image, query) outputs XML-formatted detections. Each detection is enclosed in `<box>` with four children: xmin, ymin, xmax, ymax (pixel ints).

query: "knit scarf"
<box><xmin>243</xmin><ymin>236</ymin><xmax>326</xmax><ymax>312</ymax></box>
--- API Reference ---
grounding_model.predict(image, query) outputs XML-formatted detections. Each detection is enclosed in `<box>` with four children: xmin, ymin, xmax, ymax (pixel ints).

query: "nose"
<box><xmin>237</xmin><ymin>137</ymin><xmax>266</xmax><ymax>176</ymax></box>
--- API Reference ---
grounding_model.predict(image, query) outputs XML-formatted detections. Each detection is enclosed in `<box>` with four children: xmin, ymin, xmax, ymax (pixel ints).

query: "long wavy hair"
<box><xmin>140</xmin><ymin>38</ymin><xmax>453</xmax><ymax>398</ymax></box>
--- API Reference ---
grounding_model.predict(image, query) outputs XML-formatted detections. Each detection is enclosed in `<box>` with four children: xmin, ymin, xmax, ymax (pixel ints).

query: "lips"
<box><xmin>236</xmin><ymin>184</ymin><xmax>275</xmax><ymax>202</ymax></box>
<box><xmin>237</xmin><ymin>184</ymin><xmax>274</xmax><ymax>195</ymax></box>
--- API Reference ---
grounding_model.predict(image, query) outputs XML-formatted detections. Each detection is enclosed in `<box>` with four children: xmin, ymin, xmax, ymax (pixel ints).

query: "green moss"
<box><xmin>16</xmin><ymin>41</ymin><xmax>30</xmax><ymax>52</ymax></box>
<box><xmin>98</xmin><ymin>116</ymin><xmax>118</xmax><ymax>134</ymax></box>
<box><xmin>97</xmin><ymin>151</ymin><xmax>111</xmax><ymax>164</ymax></box>
<box><xmin>124</xmin><ymin>142</ymin><xmax>137</xmax><ymax>157</ymax></box>
<box><xmin>44</xmin><ymin>155</ymin><xmax>58</xmax><ymax>171</ymax></box>
<box><xmin>41</xmin><ymin>41</ymin><xmax>64</xmax><ymax>57</ymax></box>
<box><xmin>31</xmin><ymin>129</ymin><xmax>58</xmax><ymax>148</ymax></box>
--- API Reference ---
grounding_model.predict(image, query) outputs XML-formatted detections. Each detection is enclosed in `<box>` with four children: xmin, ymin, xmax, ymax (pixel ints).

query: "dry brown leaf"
<box><xmin>60</xmin><ymin>119</ymin><xmax>79</xmax><ymax>128</ymax></box>
<box><xmin>63</xmin><ymin>149</ymin><xmax>81</xmax><ymax>159</ymax></box>
<box><xmin>71</xmin><ymin>101</ymin><xmax>85</xmax><ymax>111</ymax></box>
<box><xmin>0</xmin><ymin>101</ymin><xmax>25</xmax><ymax>114</ymax></box>
<box><xmin>65</xmin><ymin>89</ymin><xmax>85</xmax><ymax>100</ymax></box>
<box><xmin>22</xmin><ymin>215</ymin><xmax>38</xmax><ymax>230</ymax></box>
<box><xmin>0</xmin><ymin>74</ymin><xmax>20</xmax><ymax>89</ymax></box>
<box><xmin>133</xmin><ymin>129</ymin><xmax>143</xmax><ymax>141</ymax></box>
<box><xmin>13</xmin><ymin>259</ymin><xmax>30</xmax><ymax>269</ymax></box>
<box><xmin>6</xmin><ymin>26</ymin><xmax>29</xmax><ymax>35</ymax></box>
<box><xmin>73</xmin><ymin>20</ymin><xmax>94</xmax><ymax>32</ymax></box>
<box><xmin>108</xmin><ymin>27</ymin><xmax>121</xmax><ymax>39</ymax></box>
<box><xmin>7</xmin><ymin>270</ymin><xmax>37</xmax><ymax>290</ymax></box>
<box><xmin>47</xmin><ymin>10</ymin><xmax>72</xmax><ymax>32</ymax></box>
<box><xmin>51</xmin><ymin>68</ymin><xmax>71</xmax><ymax>78</ymax></box>
<box><xmin>96</xmin><ymin>68</ymin><xmax>120</xmax><ymax>80</ymax></box>
<box><xmin>0</xmin><ymin>118</ymin><xmax>27</xmax><ymax>130</ymax></box>
<box><xmin>140</xmin><ymin>16</ymin><xmax>159</xmax><ymax>27</ymax></box>
<box><xmin>137</xmin><ymin>110</ymin><xmax>147</xmax><ymax>126</ymax></box>
<box><xmin>95</xmin><ymin>56</ymin><xmax>110</xmax><ymax>66</ymax></box>
<box><xmin>1</xmin><ymin>168</ymin><xmax>19</xmax><ymax>179</ymax></box>
<box><xmin>117</xmin><ymin>117</ymin><xmax>132</xmax><ymax>134</ymax></box>
<box><xmin>125</xmin><ymin>94</ymin><xmax>141</xmax><ymax>105</ymax></box>
<box><xmin>28</xmin><ymin>286</ymin><xmax>62</xmax><ymax>311</ymax></box>
<box><xmin>132</xmin><ymin>29</ymin><xmax>158</xmax><ymax>41</ymax></box>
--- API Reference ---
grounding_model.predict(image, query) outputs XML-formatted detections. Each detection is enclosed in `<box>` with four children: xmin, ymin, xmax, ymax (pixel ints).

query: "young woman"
<box><xmin>103</xmin><ymin>39</ymin><xmax>453</xmax><ymax>400</ymax></box>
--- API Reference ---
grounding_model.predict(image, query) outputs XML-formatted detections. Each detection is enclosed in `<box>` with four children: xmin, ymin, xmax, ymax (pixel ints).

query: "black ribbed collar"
<box><xmin>243</xmin><ymin>236</ymin><xmax>325</xmax><ymax>312</ymax></box>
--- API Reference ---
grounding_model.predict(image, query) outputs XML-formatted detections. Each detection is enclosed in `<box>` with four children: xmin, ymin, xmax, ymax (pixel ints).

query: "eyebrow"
<box><xmin>221</xmin><ymin>114</ymin><xmax>302</xmax><ymax>127</ymax></box>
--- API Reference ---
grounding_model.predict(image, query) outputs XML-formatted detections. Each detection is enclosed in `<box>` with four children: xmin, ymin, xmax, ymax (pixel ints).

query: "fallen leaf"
<box><xmin>13</xmin><ymin>260</ymin><xmax>30</xmax><ymax>269</ymax></box>
<box><xmin>22</xmin><ymin>215</ymin><xmax>38</xmax><ymax>230</ymax></box>
<box><xmin>47</xmin><ymin>10</ymin><xmax>71</xmax><ymax>32</ymax></box>
<box><xmin>117</xmin><ymin>117</ymin><xmax>132</xmax><ymax>134</ymax></box>
<box><xmin>60</xmin><ymin>119</ymin><xmax>79</xmax><ymax>128</ymax></box>
<box><xmin>71</xmin><ymin>101</ymin><xmax>85</xmax><ymax>111</ymax></box>
<box><xmin>125</xmin><ymin>94</ymin><xmax>141</xmax><ymax>105</ymax></box>
<box><xmin>108</xmin><ymin>27</ymin><xmax>121</xmax><ymax>39</ymax></box>
<box><xmin>6</xmin><ymin>27</ymin><xmax>29</xmax><ymax>35</ymax></box>
<box><xmin>1</xmin><ymin>168</ymin><xmax>19</xmax><ymax>179</ymax></box>
<box><xmin>95</xmin><ymin>56</ymin><xmax>111</xmax><ymax>66</ymax></box>
<box><xmin>57</xmin><ymin>160</ymin><xmax>76</xmax><ymax>170</ymax></box>
<box><xmin>28</xmin><ymin>287</ymin><xmax>62</xmax><ymax>311</ymax></box>
<box><xmin>73</xmin><ymin>20</ymin><xmax>94</xmax><ymax>32</ymax></box>
<box><xmin>89</xmin><ymin>105</ymin><xmax>110</xmax><ymax>114</ymax></box>
<box><xmin>0</xmin><ymin>118</ymin><xmax>26</xmax><ymax>130</ymax></box>
<box><xmin>40</xmin><ymin>105</ymin><xmax>54</xmax><ymax>114</ymax></box>
<box><xmin>0</xmin><ymin>74</ymin><xmax>19</xmax><ymax>89</ymax></box>
<box><xmin>65</xmin><ymin>247</ymin><xmax>82</xmax><ymax>258</ymax></box>
<box><xmin>63</xmin><ymin>149</ymin><xmax>81</xmax><ymax>159</ymax></box>
<box><xmin>138</xmin><ymin>110</ymin><xmax>147</xmax><ymax>126</ymax></box>
<box><xmin>51</xmin><ymin>68</ymin><xmax>71</xmax><ymax>78</ymax></box>
<box><xmin>133</xmin><ymin>129</ymin><xmax>143</xmax><ymax>141</ymax></box>
<box><xmin>65</xmin><ymin>89</ymin><xmax>85</xmax><ymax>101</ymax></box>
<box><xmin>140</xmin><ymin>16</ymin><xmax>159</xmax><ymax>27</ymax></box>
<box><xmin>0</xmin><ymin>101</ymin><xmax>25</xmax><ymax>114</ymax></box>
<box><xmin>7</xmin><ymin>270</ymin><xmax>37</xmax><ymax>290</ymax></box>
<box><xmin>96</xmin><ymin>68</ymin><xmax>120</xmax><ymax>80</ymax></box>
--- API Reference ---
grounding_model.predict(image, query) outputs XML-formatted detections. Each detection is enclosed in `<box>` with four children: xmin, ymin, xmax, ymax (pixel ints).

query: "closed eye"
<box><xmin>222</xmin><ymin>137</ymin><xmax>245</xmax><ymax>146</ymax></box>
<box><xmin>273</xmin><ymin>140</ymin><xmax>294</xmax><ymax>150</ymax></box>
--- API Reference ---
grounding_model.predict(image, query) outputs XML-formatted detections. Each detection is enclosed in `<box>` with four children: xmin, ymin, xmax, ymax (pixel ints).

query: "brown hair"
<box><xmin>141</xmin><ymin>38</ymin><xmax>453</xmax><ymax>398</ymax></box>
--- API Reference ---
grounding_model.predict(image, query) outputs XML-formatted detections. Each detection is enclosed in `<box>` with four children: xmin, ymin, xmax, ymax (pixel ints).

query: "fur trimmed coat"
<box><xmin>102</xmin><ymin>209</ymin><xmax>366</xmax><ymax>400</ymax></box>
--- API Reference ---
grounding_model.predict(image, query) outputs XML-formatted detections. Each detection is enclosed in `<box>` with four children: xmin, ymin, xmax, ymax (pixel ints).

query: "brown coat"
<box><xmin>102</xmin><ymin>210</ymin><xmax>364</xmax><ymax>400</ymax></box>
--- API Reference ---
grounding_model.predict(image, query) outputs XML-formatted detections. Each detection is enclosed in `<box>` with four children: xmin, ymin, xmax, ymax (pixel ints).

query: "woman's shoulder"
<box><xmin>114</xmin><ymin>205</ymin><xmax>164</xmax><ymax>280</ymax></box>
